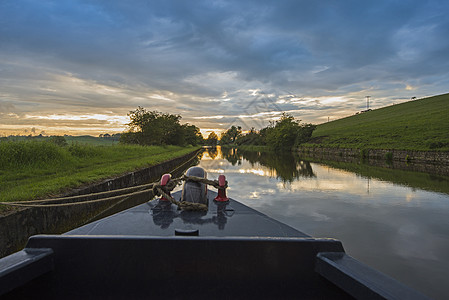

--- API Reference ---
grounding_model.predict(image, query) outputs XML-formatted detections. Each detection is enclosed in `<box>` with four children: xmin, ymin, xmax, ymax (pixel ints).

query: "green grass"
<box><xmin>65</xmin><ymin>135</ymin><xmax>119</xmax><ymax>146</ymax></box>
<box><xmin>5</xmin><ymin>135</ymin><xmax>119</xmax><ymax>146</ymax></box>
<box><xmin>0</xmin><ymin>141</ymin><xmax>199</xmax><ymax>205</ymax></box>
<box><xmin>302</xmin><ymin>93</ymin><xmax>449</xmax><ymax>151</ymax></box>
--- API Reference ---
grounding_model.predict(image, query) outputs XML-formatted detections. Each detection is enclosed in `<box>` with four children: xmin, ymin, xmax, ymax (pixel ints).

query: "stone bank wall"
<box><xmin>297</xmin><ymin>147</ymin><xmax>449</xmax><ymax>176</ymax></box>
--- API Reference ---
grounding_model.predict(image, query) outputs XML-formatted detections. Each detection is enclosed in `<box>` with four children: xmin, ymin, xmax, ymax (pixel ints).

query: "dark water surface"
<box><xmin>192</xmin><ymin>147</ymin><xmax>449</xmax><ymax>299</ymax></box>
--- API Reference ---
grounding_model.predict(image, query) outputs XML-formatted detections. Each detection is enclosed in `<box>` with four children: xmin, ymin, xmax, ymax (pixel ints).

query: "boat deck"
<box><xmin>67</xmin><ymin>191</ymin><xmax>309</xmax><ymax>238</ymax></box>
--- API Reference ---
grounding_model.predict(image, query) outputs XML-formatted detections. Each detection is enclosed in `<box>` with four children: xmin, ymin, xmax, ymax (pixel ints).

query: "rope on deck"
<box><xmin>0</xmin><ymin>188</ymin><xmax>154</xmax><ymax>208</ymax></box>
<box><xmin>151</xmin><ymin>175</ymin><xmax>227</xmax><ymax>211</ymax></box>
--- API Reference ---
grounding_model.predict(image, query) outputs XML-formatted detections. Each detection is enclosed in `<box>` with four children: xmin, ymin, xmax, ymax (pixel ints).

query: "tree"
<box><xmin>183</xmin><ymin>124</ymin><xmax>203</xmax><ymax>146</ymax></box>
<box><xmin>265</xmin><ymin>113</ymin><xmax>301</xmax><ymax>151</ymax></box>
<box><xmin>235</xmin><ymin>127</ymin><xmax>262</xmax><ymax>145</ymax></box>
<box><xmin>219</xmin><ymin>125</ymin><xmax>242</xmax><ymax>145</ymax></box>
<box><xmin>258</xmin><ymin>127</ymin><xmax>270</xmax><ymax>145</ymax></box>
<box><xmin>206</xmin><ymin>132</ymin><xmax>218</xmax><ymax>146</ymax></box>
<box><xmin>228</xmin><ymin>126</ymin><xmax>242</xmax><ymax>143</ymax></box>
<box><xmin>295</xmin><ymin>123</ymin><xmax>316</xmax><ymax>146</ymax></box>
<box><xmin>120</xmin><ymin>107</ymin><xmax>201</xmax><ymax>146</ymax></box>
<box><xmin>219</xmin><ymin>132</ymin><xmax>232</xmax><ymax>145</ymax></box>
<box><xmin>262</xmin><ymin>113</ymin><xmax>316</xmax><ymax>151</ymax></box>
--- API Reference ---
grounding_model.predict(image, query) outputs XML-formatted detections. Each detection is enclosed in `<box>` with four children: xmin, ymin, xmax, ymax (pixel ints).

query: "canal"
<box><xmin>189</xmin><ymin>146</ymin><xmax>449</xmax><ymax>300</ymax></box>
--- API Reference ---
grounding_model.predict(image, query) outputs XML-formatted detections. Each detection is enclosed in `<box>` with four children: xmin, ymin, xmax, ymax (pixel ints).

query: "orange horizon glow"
<box><xmin>0</xmin><ymin>112</ymin><xmax>226</xmax><ymax>138</ymax></box>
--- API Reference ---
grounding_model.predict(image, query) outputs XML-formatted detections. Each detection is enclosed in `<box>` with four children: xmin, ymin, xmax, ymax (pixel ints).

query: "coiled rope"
<box><xmin>152</xmin><ymin>175</ymin><xmax>227</xmax><ymax>211</ymax></box>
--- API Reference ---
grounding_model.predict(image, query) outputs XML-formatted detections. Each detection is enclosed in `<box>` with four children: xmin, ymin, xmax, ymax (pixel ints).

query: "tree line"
<box><xmin>119</xmin><ymin>107</ymin><xmax>315</xmax><ymax>151</ymax></box>
<box><xmin>2</xmin><ymin>107</ymin><xmax>315</xmax><ymax>151</ymax></box>
<box><xmin>218</xmin><ymin>113</ymin><xmax>316</xmax><ymax>151</ymax></box>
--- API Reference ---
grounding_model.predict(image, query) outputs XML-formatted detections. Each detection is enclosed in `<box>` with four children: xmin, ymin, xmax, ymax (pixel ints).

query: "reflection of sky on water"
<box><xmin>197</xmin><ymin>147</ymin><xmax>449</xmax><ymax>300</ymax></box>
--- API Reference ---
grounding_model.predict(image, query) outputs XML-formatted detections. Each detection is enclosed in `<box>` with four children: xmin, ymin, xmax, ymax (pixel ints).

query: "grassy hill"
<box><xmin>302</xmin><ymin>93</ymin><xmax>449</xmax><ymax>151</ymax></box>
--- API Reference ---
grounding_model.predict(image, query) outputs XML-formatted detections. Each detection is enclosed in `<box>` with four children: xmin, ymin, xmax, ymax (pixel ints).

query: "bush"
<box><xmin>68</xmin><ymin>143</ymin><xmax>102</xmax><ymax>158</ymax></box>
<box><xmin>48</xmin><ymin>136</ymin><xmax>68</xmax><ymax>147</ymax></box>
<box><xmin>0</xmin><ymin>141</ymin><xmax>68</xmax><ymax>169</ymax></box>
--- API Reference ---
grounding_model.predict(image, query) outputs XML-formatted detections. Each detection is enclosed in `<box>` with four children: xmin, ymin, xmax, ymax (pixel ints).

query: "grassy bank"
<box><xmin>0</xmin><ymin>141</ymin><xmax>199</xmax><ymax>205</ymax></box>
<box><xmin>302</xmin><ymin>93</ymin><xmax>449</xmax><ymax>151</ymax></box>
<box><xmin>4</xmin><ymin>135</ymin><xmax>119</xmax><ymax>146</ymax></box>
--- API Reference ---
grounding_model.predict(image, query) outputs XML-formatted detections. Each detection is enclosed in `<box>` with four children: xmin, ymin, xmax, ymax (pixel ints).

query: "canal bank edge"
<box><xmin>296</xmin><ymin>147</ymin><xmax>449</xmax><ymax>176</ymax></box>
<box><xmin>0</xmin><ymin>148</ymin><xmax>201</xmax><ymax>258</ymax></box>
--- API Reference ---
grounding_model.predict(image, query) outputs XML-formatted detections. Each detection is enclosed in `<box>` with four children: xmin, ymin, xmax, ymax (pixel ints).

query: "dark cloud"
<box><xmin>0</xmin><ymin>0</ymin><xmax>448</xmax><ymax>134</ymax></box>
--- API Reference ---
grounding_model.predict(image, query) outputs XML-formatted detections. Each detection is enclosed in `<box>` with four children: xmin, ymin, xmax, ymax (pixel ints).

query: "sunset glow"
<box><xmin>1</xmin><ymin>1</ymin><xmax>448</xmax><ymax>136</ymax></box>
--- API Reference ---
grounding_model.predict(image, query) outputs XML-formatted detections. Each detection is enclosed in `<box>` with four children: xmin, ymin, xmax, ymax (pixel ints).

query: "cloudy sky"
<box><xmin>1</xmin><ymin>0</ymin><xmax>448</xmax><ymax>137</ymax></box>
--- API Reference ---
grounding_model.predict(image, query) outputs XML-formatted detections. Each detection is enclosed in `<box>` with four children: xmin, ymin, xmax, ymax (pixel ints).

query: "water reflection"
<box><xmin>309</xmin><ymin>158</ymin><xmax>449</xmax><ymax>196</ymax></box>
<box><xmin>197</xmin><ymin>146</ymin><xmax>449</xmax><ymax>300</ymax></box>
<box><xmin>221</xmin><ymin>146</ymin><xmax>316</xmax><ymax>182</ymax></box>
<box><xmin>205</xmin><ymin>146</ymin><xmax>219</xmax><ymax>160</ymax></box>
<box><xmin>150</xmin><ymin>198</ymin><xmax>234</xmax><ymax>230</ymax></box>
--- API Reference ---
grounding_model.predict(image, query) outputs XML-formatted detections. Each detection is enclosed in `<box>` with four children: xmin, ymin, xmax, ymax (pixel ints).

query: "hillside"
<box><xmin>303</xmin><ymin>93</ymin><xmax>449</xmax><ymax>151</ymax></box>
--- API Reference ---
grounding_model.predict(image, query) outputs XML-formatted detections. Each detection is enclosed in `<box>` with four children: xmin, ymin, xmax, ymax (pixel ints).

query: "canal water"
<box><xmin>192</xmin><ymin>146</ymin><xmax>449</xmax><ymax>300</ymax></box>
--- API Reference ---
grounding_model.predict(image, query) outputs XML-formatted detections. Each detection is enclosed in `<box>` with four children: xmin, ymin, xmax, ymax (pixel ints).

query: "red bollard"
<box><xmin>214</xmin><ymin>174</ymin><xmax>229</xmax><ymax>202</ymax></box>
<box><xmin>160</xmin><ymin>174</ymin><xmax>172</xmax><ymax>201</ymax></box>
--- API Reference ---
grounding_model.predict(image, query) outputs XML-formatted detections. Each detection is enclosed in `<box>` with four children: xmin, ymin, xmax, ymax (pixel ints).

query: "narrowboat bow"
<box><xmin>0</xmin><ymin>167</ymin><xmax>429</xmax><ymax>299</ymax></box>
